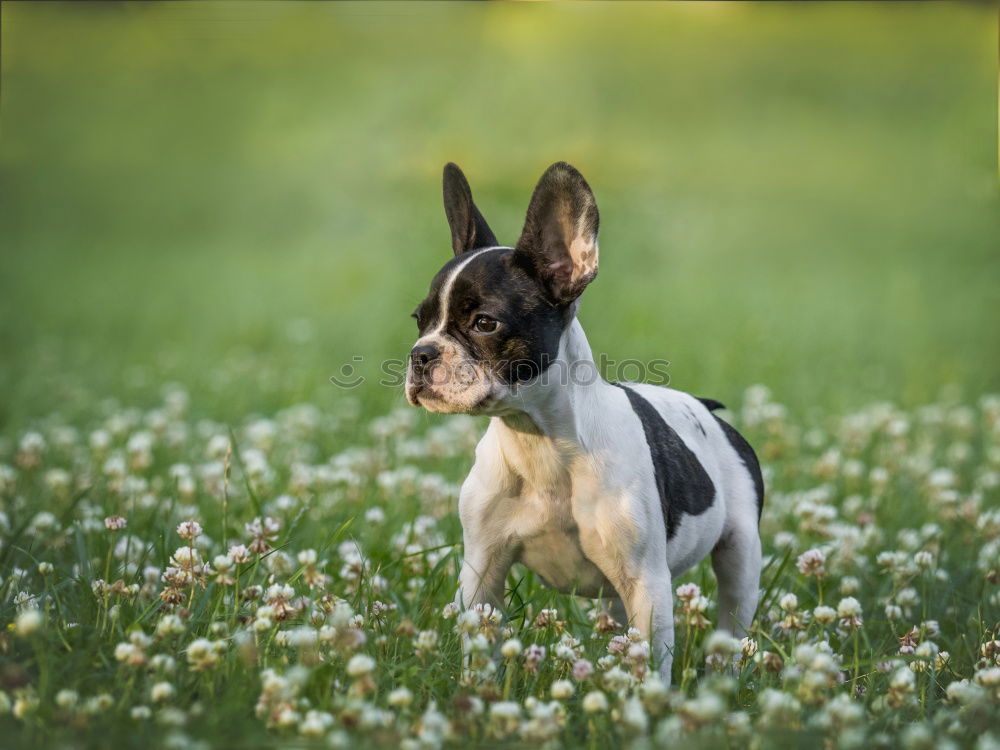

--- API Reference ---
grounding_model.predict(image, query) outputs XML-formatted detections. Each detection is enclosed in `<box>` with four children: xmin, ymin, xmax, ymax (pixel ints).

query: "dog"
<box><xmin>405</xmin><ymin>162</ymin><xmax>764</xmax><ymax>683</ymax></box>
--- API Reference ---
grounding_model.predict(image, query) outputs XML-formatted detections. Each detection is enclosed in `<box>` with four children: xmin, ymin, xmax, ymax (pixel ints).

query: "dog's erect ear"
<box><xmin>442</xmin><ymin>163</ymin><xmax>499</xmax><ymax>255</ymax></box>
<box><xmin>514</xmin><ymin>162</ymin><xmax>599</xmax><ymax>305</ymax></box>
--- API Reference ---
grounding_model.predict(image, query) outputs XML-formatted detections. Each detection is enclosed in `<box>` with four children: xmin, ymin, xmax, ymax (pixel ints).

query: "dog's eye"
<box><xmin>472</xmin><ymin>315</ymin><xmax>498</xmax><ymax>334</ymax></box>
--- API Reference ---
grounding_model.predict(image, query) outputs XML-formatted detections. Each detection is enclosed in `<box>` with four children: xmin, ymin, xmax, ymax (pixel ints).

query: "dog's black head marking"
<box><xmin>410</xmin><ymin>162</ymin><xmax>602</xmax><ymax>400</ymax></box>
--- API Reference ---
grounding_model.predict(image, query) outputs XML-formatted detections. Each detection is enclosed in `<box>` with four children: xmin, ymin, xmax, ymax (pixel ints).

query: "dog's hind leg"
<box><xmin>711</xmin><ymin>520</ymin><xmax>762</xmax><ymax>637</ymax></box>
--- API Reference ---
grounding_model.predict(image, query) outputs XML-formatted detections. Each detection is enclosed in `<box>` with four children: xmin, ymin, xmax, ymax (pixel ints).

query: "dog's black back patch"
<box><xmin>614</xmin><ymin>384</ymin><xmax>716</xmax><ymax>540</ymax></box>
<box><xmin>713</xmin><ymin>416</ymin><xmax>765</xmax><ymax>520</ymax></box>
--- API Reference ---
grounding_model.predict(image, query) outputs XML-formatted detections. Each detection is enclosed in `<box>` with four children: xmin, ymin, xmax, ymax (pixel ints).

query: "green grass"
<box><xmin>0</xmin><ymin>2</ymin><xmax>998</xmax><ymax>748</ymax></box>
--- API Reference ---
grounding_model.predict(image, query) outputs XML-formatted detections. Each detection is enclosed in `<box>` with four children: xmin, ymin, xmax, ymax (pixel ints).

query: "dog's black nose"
<box><xmin>410</xmin><ymin>343</ymin><xmax>440</xmax><ymax>370</ymax></box>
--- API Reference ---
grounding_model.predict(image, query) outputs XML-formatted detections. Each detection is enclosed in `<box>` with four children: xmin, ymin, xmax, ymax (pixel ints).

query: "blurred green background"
<box><xmin>1</xmin><ymin>1</ymin><xmax>997</xmax><ymax>428</ymax></box>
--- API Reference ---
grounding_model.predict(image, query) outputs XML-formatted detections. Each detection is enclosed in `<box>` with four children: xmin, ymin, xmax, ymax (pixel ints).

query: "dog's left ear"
<box><xmin>514</xmin><ymin>161</ymin><xmax>599</xmax><ymax>305</ymax></box>
<box><xmin>442</xmin><ymin>163</ymin><xmax>499</xmax><ymax>255</ymax></box>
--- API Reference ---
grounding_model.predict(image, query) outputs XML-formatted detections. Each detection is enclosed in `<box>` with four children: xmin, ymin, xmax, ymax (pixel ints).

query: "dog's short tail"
<box><xmin>698</xmin><ymin>398</ymin><xmax>726</xmax><ymax>412</ymax></box>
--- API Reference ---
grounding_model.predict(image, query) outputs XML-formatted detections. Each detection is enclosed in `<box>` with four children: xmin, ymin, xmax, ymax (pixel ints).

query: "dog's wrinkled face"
<box><xmin>406</xmin><ymin>162</ymin><xmax>600</xmax><ymax>414</ymax></box>
<box><xmin>406</xmin><ymin>248</ymin><xmax>565</xmax><ymax>413</ymax></box>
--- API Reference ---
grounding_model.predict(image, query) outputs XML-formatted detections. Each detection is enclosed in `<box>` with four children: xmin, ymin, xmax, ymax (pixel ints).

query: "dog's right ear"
<box><xmin>442</xmin><ymin>163</ymin><xmax>499</xmax><ymax>255</ymax></box>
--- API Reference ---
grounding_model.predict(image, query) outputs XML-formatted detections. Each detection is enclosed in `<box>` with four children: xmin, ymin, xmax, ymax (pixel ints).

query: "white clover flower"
<box><xmin>774</xmin><ymin>532</ymin><xmax>797</xmax><ymax>550</ymax></box>
<box><xmin>796</xmin><ymin>548</ymin><xmax>827</xmax><ymax>577</ymax></box>
<box><xmin>37</xmin><ymin>562</ymin><xmax>54</xmax><ymax>576</ymax></box>
<box><xmin>899</xmin><ymin>723</ymin><xmax>934</xmax><ymax>750</ymax></box>
<box><xmin>114</xmin><ymin>642</ymin><xmax>139</xmax><ymax>663</ymax></box>
<box><xmin>915</xmin><ymin>640</ymin><xmax>939</xmax><ymax>660</ymax></box>
<box><xmin>550</xmin><ymin>679</ymin><xmax>574</xmax><ymax>700</ymax></box>
<box><xmin>15</xmin><ymin>608</ymin><xmax>42</xmax><ymax>636</ymax></box>
<box><xmin>621</xmin><ymin>696</ymin><xmax>648</xmax><ymax>734</ymax></box>
<box><xmin>837</xmin><ymin>596</ymin><xmax>863</xmax><ymax>628</ymax></box>
<box><xmin>706</xmin><ymin>631</ymin><xmax>741</xmax><ymax>656</ymax></box>
<box><xmin>299</xmin><ymin>710</ymin><xmax>334</xmax><ymax>737</ymax></box>
<box><xmin>779</xmin><ymin>593</ymin><xmax>799</xmax><ymax>612</ymax></box>
<box><xmin>151</xmin><ymin>682</ymin><xmax>175</xmax><ymax>702</ymax></box>
<box><xmin>891</xmin><ymin>666</ymin><xmax>916</xmax><ymax>691</ymax></box>
<box><xmin>131</xmin><ymin>705</ymin><xmax>152</xmax><ymax>720</ymax></box>
<box><xmin>488</xmin><ymin>701</ymin><xmax>521</xmax><ymax>736</ymax></box>
<box><xmin>414</xmin><ymin>629</ymin><xmax>438</xmax><ymax>656</ymax></box>
<box><xmin>605</xmin><ymin>666</ymin><xmax>634</xmax><ymax>693</ymax></box>
<box><xmin>104</xmin><ymin>515</ymin><xmax>127</xmax><ymax>531</ymax></box>
<box><xmin>176</xmin><ymin>520</ymin><xmax>202</xmax><ymax>540</ymax></box>
<box><xmin>10</xmin><ymin>591</ymin><xmax>36</xmax><ymax>615</ymax></box>
<box><xmin>758</xmin><ymin>688</ymin><xmax>801</xmax><ymax>728</ymax></box>
<box><xmin>276</xmin><ymin>708</ymin><xmax>301</xmax><ymax>729</ymax></box>
<box><xmin>675</xmin><ymin>582</ymin><xmax>701</xmax><ymax>601</ymax></box>
<box><xmin>186</xmin><ymin>638</ymin><xmax>223</xmax><ymax>670</ymax></box>
<box><xmin>974</xmin><ymin>666</ymin><xmax>1000</xmax><ymax>692</ymax></box>
<box><xmin>388</xmin><ymin>686</ymin><xmax>413</xmax><ymax>708</ymax></box>
<box><xmin>156</xmin><ymin>614</ymin><xmax>185</xmax><ymax>638</ymax></box>
<box><xmin>346</xmin><ymin>654</ymin><xmax>376</xmax><ymax>677</ymax></box>
<box><xmin>474</xmin><ymin>602</ymin><xmax>502</xmax><ymax>625</ymax></box>
<box><xmin>456</xmin><ymin>609</ymin><xmax>481</xmax><ymax>634</ymax></box>
<box><xmin>468</xmin><ymin>633</ymin><xmax>491</xmax><ymax>654</ymax></box>
<box><xmin>896</xmin><ymin>587</ymin><xmax>919</xmax><ymax>608</ymax></box>
<box><xmin>813</xmin><ymin>605</ymin><xmax>837</xmax><ymax>625</ymax></box>
<box><xmin>679</xmin><ymin>688</ymin><xmax>726</xmax><ymax>727</ymax></box>
<box><xmin>169</xmin><ymin>546</ymin><xmax>201</xmax><ymax>569</ymax></box>
<box><xmin>639</xmin><ymin>675</ymin><xmax>668</xmax><ymax>706</ymax></box>
<box><xmin>151</xmin><ymin>655</ymin><xmax>176</xmax><ymax>673</ymax></box>
<box><xmin>840</xmin><ymin>576</ymin><xmax>860</xmax><ymax>595</ymax></box>
<box><xmin>737</xmin><ymin>637</ymin><xmax>759</xmax><ymax>661</ymax></box>
<box><xmin>946</xmin><ymin>679</ymin><xmax>983</xmax><ymax>706</ymax></box>
<box><xmin>626</xmin><ymin>641</ymin><xmax>650</xmax><ymax>665</ymax></box>
<box><xmin>582</xmin><ymin>690</ymin><xmax>609</xmax><ymax>713</ymax></box>
<box><xmin>816</xmin><ymin>693</ymin><xmax>864</xmax><ymax>729</ymax></box>
<box><xmin>55</xmin><ymin>689</ymin><xmax>79</xmax><ymax>709</ymax></box>
<box><xmin>286</xmin><ymin>627</ymin><xmax>318</xmax><ymax>649</ymax></box>
<box><xmin>522</xmin><ymin>643</ymin><xmax>546</xmax><ymax>667</ymax></box>
<box><xmin>554</xmin><ymin>643</ymin><xmax>576</xmax><ymax>662</ymax></box>
<box><xmin>13</xmin><ymin>695</ymin><xmax>38</xmax><ymax>719</ymax></box>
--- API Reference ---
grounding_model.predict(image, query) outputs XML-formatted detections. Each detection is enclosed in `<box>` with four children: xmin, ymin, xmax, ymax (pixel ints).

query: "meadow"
<box><xmin>1</xmin><ymin>2</ymin><xmax>998</xmax><ymax>748</ymax></box>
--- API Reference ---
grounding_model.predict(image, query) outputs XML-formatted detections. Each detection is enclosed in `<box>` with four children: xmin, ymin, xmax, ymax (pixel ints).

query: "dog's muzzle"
<box><xmin>406</xmin><ymin>342</ymin><xmax>440</xmax><ymax>405</ymax></box>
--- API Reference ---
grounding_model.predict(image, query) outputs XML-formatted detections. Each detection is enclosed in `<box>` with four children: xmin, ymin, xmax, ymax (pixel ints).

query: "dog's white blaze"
<box><xmin>415</xmin><ymin>246</ymin><xmax>507</xmax><ymax>347</ymax></box>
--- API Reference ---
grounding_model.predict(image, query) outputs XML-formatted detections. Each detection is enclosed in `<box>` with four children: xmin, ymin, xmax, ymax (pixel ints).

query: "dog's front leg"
<box><xmin>619</xmin><ymin>562</ymin><xmax>675</xmax><ymax>685</ymax></box>
<box><xmin>455</xmin><ymin>534</ymin><xmax>515</xmax><ymax>612</ymax></box>
<box><xmin>577</xmin><ymin>497</ymin><xmax>676</xmax><ymax>684</ymax></box>
<box><xmin>581</xmin><ymin>537</ymin><xmax>676</xmax><ymax>683</ymax></box>
<box><xmin>454</xmin><ymin>477</ymin><xmax>516</xmax><ymax>679</ymax></box>
<box><xmin>454</xmin><ymin>462</ymin><xmax>516</xmax><ymax>612</ymax></box>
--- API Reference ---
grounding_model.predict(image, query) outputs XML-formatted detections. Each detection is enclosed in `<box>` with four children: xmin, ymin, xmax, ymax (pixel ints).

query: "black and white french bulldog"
<box><xmin>406</xmin><ymin>162</ymin><xmax>763</xmax><ymax>683</ymax></box>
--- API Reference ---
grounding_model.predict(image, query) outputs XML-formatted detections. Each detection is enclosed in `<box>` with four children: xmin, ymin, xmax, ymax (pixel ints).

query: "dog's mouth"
<box><xmin>406</xmin><ymin>380</ymin><xmax>500</xmax><ymax>416</ymax></box>
<box><xmin>405</xmin><ymin>377</ymin><xmax>453</xmax><ymax>412</ymax></box>
<box><xmin>405</xmin><ymin>381</ymin><xmax>427</xmax><ymax>407</ymax></box>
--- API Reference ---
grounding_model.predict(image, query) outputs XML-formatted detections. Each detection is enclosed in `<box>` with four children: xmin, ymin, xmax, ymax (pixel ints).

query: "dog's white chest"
<box><xmin>511</xmin><ymin>488</ymin><xmax>613</xmax><ymax>598</ymax></box>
